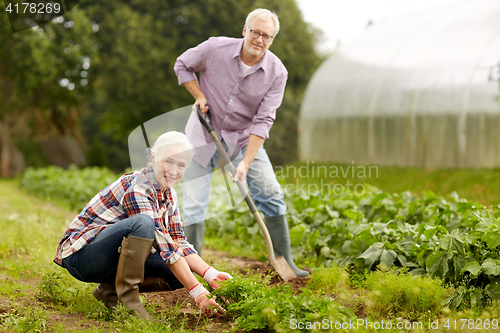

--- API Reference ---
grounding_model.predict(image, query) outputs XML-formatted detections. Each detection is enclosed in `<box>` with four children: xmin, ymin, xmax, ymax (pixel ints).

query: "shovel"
<box><xmin>196</xmin><ymin>105</ymin><xmax>297</xmax><ymax>281</ymax></box>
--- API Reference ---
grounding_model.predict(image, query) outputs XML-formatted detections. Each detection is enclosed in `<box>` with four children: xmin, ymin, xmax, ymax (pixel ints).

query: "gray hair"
<box><xmin>147</xmin><ymin>131</ymin><xmax>194</xmax><ymax>166</ymax></box>
<box><xmin>245</xmin><ymin>8</ymin><xmax>280</xmax><ymax>36</ymax></box>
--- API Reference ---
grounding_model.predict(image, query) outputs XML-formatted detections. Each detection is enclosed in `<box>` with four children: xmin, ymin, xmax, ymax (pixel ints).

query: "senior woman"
<box><xmin>53</xmin><ymin>131</ymin><xmax>231</xmax><ymax>320</ymax></box>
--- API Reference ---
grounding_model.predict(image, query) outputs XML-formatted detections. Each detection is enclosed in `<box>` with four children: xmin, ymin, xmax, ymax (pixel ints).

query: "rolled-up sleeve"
<box><xmin>156</xmin><ymin>189</ymin><xmax>197</xmax><ymax>264</ymax></box>
<box><xmin>250</xmin><ymin>72</ymin><xmax>288</xmax><ymax>139</ymax></box>
<box><xmin>174</xmin><ymin>38</ymin><xmax>214</xmax><ymax>86</ymax></box>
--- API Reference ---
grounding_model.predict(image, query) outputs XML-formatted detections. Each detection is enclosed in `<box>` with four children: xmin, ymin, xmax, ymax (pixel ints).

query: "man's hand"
<box><xmin>193</xmin><ymin>98</ymin><xmax>209</xmax><ymax>114</ymax></box>
<box><xmin>189</xmin><ymin>283</ymin><xmax>225</xmax><ymax>316</ymax></box>
<box><xmin>230</xmin><ymin>160</ymin><xmax>248</xmax><ymax>183</ymax></box>
<box><xmin>203</xmin><ymin>267</ymin><xmax>233</xmax><ymax>289</ymax></box>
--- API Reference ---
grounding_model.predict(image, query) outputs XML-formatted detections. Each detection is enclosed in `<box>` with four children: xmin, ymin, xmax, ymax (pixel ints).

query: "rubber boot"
<box><xmin>265</xmin><ymin>215</ymin><xmax>310</xmax><ymax>277</ymax></box>
<box><xmin>115</xmin><ymin>236</ymin><xmax>154</xmax><ymax>320</ymax></box>
<box><xmin>139</xmin><ymin>277</ymin><xmax>173</xmax><ymax>293</ymax></box>
<box><xmin>92</xmin><ymin>283</ymin><xmax>118</xmax><ymax>309</ymax></box>
<box><xmin>183</xmin><ymin>222</ymin><xmax>204</xmax><ymax>256</ymax></box>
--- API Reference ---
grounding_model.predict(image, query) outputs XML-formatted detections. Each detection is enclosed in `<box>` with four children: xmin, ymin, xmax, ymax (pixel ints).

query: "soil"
<box><xmin>0</xmin><ymin>249</ymin><xmax>311</xmax><ymax>333</ymax></box>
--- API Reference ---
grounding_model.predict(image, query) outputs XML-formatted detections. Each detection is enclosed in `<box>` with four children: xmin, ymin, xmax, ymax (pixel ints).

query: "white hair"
<box><xmin>147</xmin><ymin>131</ymin><xmax>194</xmax><ymax>166</ymax></box>
<box><xmin>245</xmin><ymin>8</ymin><xmax>280</xmax><ymax>36</ymax></box>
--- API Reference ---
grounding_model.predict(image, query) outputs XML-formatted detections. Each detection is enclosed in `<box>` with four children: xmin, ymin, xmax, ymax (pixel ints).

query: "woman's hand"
<box><xmin>189</xmin><ymin>283</ymin><xmax>225</xmax><ymax>316</ymax></box>
<box><xmin>203</xmin><ymin>266</ymin><xmax>233</xmax><ymax>289</ymax></box>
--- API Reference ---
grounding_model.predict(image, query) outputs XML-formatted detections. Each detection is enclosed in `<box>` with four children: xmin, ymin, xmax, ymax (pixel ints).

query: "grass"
<box><xmin>278</xmin><ymin>162</ymin><xmax>500</xmax><ymax>207</ymax></box>
<box><xmin>0</xmin><ymin>179</ymin><xmax>73</xmax><ymax>278</ymax></box>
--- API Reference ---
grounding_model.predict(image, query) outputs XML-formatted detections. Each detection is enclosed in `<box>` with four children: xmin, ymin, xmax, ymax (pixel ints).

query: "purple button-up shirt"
<box><xmin>174</xmin><ymin>37</ymin><xmax>288</xmax><ymax>167</ymax></box>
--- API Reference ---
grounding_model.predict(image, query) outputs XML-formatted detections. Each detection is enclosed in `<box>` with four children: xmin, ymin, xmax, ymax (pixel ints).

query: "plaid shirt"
<box><xmin>53</xmin><ymin>167</ymin><xmax>197</xmax><ymax>266</ymax></box>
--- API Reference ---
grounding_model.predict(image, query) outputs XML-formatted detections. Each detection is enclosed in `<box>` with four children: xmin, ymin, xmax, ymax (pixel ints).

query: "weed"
<box><xmin>0</xmin><ymin>306</ymin><xmax>47</xmax><ymax>332</ymax></box>
<box><xmin>37</xmin><ymin>272</ymin><xmax>107</xmax><ymax>320</ymax></box>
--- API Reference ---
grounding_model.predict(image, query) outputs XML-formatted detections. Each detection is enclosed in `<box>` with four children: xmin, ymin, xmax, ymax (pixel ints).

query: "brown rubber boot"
<box><xmin>115</xmin><ymin>236</ymin><xmax>154</xmax><ymax>320</ymax></box>
<box><xmin>92</xmin><ymin>283</ymin><xmax>118</xmax><ymax>309</ymax></box>
<box><xmin>139</xmin><ymin>277</ymin><xmax>173</xmax><ymax>293</ymax></box>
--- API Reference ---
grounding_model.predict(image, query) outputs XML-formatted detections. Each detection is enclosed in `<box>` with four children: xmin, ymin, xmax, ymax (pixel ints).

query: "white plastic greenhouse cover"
<box><xmin>299</xmin><ymin>0</ymin><xmax>500</xmax><ymax>168</ymax></box>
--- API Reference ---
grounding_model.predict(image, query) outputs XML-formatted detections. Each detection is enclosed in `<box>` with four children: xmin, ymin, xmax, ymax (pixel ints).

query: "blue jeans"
<box><xmin>183</xmin><ymin>144</ymin><xmax>286</xmax><ymax>226</ymax></box>
<box><xmin>62</xmin><ymin>214</ymin><xmax>183</xmax><ymax>289</ymax></box>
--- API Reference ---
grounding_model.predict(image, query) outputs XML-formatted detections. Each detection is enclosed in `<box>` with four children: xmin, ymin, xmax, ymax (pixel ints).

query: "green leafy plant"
<box><xmin>211</xmin><ymin>276</ymin><xmax>355</xmax><ymax>332</ymax></box>
<box><xmin>204</xmin><ymin>182</ymin><xmax>500</xmax><ymax>309</ymax></box>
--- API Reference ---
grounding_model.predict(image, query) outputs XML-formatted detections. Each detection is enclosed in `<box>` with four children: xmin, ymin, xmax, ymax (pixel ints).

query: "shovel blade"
<box><xmin>269</xmin><ymin>255</ymin><xmax>297</xmax><ymax>281</ymax></box>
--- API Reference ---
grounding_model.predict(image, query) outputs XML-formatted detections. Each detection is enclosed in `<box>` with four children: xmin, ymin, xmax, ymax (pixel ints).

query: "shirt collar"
<box><xmin>142</xmin><ymin>166</ymin><xmax>168</xmax><ymax>203</ymax></box>
<box><xmin>232</xmin><ymin>38</ymin><xmax>244</xmax><ymax>59</ymax></box>
<box><xmin>233</xmin><ymin>38</ymin><xmax>269</xmax><ymax>72</ymax></box>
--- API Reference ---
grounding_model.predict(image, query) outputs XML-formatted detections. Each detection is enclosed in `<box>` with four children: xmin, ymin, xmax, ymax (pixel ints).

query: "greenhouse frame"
<box><xmin>299</xmin><ymin>0</ymin><xmax>500</xmax><ymax>168</ymax></box>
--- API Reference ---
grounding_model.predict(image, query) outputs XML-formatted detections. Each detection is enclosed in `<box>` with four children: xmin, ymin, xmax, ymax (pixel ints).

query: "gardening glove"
<box><xmin>188</xmin><ymin>283</ymin><xmax>225</xmax><ymax>317</ymax></box>
<box><xmin>203</xmin><ymin>266</ymin><xmax>233</xmax><ymax>289</ymax></box>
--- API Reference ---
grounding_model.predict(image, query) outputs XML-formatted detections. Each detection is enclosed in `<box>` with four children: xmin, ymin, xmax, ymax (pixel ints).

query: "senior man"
<box><xmin>174</xmin><ymin>8</ymin><xmax>308</xmax><ymax>277</ymax></box>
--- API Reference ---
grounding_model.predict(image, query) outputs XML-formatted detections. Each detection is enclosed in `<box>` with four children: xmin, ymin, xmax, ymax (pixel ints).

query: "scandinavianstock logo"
<box><xmin>4</xmin><ymin>0</ymin><xmax>79</xmax><ymax>33</ymax></box>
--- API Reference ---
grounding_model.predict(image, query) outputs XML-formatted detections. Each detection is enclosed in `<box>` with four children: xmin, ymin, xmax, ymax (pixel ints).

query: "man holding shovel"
<box><xmin>174</xmin><ymin>8</ymin><xmax>309</xmax><ymax>277</ymax></box>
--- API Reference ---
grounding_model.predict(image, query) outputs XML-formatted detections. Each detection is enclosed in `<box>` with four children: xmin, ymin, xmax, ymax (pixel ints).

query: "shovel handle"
<box><xmin>196</xmin><ymin>105</ymin><xmax>214</xmax><ymax>133</ymax></box>
<box><xmin>195</xmin><ymin>106</ymin><xmax>258</xmax><ymax>215</ymax></box>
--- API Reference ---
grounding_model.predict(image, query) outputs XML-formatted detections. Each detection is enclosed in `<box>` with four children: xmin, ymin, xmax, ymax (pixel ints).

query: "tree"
<box><xmin>0</xmin><ymin>5</ymin><xmax>98</xmax><ymax>177</ymax></box>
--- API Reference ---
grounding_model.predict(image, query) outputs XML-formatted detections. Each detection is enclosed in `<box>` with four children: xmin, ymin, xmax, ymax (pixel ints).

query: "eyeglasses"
<box><xmin>247</xmin><ymin>28</ymin><xmax>274</xmax><ymax>42</ymax></box>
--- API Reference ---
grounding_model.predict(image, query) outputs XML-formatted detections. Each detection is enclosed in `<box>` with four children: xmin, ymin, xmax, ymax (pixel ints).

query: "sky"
<box><xmin>294</xmin><ymin>0</ymin><xmax>462</xmax><ymax>52</ymax></box>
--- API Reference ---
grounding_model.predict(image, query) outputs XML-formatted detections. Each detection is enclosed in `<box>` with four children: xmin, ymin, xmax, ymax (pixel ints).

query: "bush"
<box><xmin>363</xmin><ymin>269</ymin><xmax>447</xmax><ymax>321</ymax></box>
<box><xmin>306</xmin><ymin>264</ymin><xmax>350</xmax><ymax>295</ymax></box>
<box><xmin>19</xmin><ymin>165</ymin><xmax>117</xmax><ymax>210</ymax></box>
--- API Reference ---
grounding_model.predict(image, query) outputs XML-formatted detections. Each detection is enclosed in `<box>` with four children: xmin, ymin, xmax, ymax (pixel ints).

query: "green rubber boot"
<box><xmin>265</xmin><ymin>215</ymin><xmax>310</xmax><ymax>277</ymax></box>
<box><xmin>183</xmin><ymin>222</ymin><xmax>205</xmax><ymax>256</ymax></box>
<box><xmin>115</xmin><ymin>236</ymin><xmax>155</xmax><ymax>321</ymax></box>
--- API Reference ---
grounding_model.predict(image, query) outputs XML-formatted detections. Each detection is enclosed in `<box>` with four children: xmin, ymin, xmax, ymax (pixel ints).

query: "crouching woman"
<box><xmin>53</xmin><ymin>131</ymin><xmax>230</xmax><ymax>320</ymax></box>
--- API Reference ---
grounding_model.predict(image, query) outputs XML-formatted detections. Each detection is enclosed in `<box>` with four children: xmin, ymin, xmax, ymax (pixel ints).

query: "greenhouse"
<box><xmin>299</xmin><ymin>0</ymin><xmax>500</xmax><ymax>168</ymax></box>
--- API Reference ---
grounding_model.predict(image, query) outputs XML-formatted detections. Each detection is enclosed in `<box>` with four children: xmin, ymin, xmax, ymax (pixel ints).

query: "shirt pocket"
<box><xmin>239</xmin><ymin>75</ymin><xmax>268</xmax><ymax>107</ymax></box>
<box><xmin>236</xmin><ymin>126</ymin><xmax>252</xmax><ymax>142</ymax></box>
